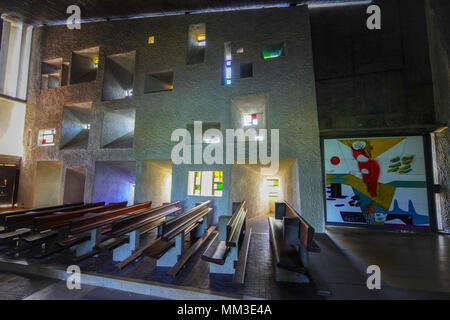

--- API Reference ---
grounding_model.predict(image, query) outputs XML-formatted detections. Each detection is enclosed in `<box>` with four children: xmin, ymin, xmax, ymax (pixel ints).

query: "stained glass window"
<box><xmin>261</xmin><ymin>42</ymin><xmax>285</xmax><ymax>59</ymax></box>
<box><xmin>188</xmin><ymin>171</ymin><xmax>223</xmax><ymax>197</ymax></box>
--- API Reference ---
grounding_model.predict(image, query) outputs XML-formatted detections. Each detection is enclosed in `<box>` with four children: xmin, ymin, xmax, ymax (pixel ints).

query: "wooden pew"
<box><xmin>268</xmin><ymin>201</ymin><xmax>322</xmax><ymax>284</ymax></box>
<box><xmin>109</xmin><ymin>201</ymin><xmax>181</xmax><ymax>264</ymax></box>
<box><xmin>117</xmin><ymin>201</ymin><xmax>213</xmax><ymax>270</ymax></box>
<box><xmin>201</xmin><ymin>201</ymin><xmax>252</xmax><ymax>285</ymax></box>
<box><xmin>68</xmin><ymin>201</ymin><xmax>152</xmax><ymax>258</ymax></box>
<box><xmin>23</xmin><ymin>202</ymin><xmax>128</xmax><ymax>259</ymax></box>
<box><xmin>34</xmin><ymin>202</ymin><xmax>128</xmax><ymax>232</ymax></box>
<box><xmin>0</xmin><ymin>202</ymin><xmax>106</xmax><ymax>257</ymax></box>
<box><xmin>3</xmin><ymin>202</ymin><xmax>105</xmax><ymax>231</ymax></box>
<box><xmin>0</xmin><ymin>202</ymin><xmax>83</xmax><ymax>225</ymax></box>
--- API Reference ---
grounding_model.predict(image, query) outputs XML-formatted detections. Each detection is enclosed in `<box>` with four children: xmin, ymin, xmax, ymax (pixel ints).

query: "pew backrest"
<box><xmin>277</xmin><ymin>201</ymin><xmax>319</xmax><ymax>253</ymax></box>
<box><xmin>0</xmin><ymin>202</ymin><xmax>84</xmax><ymax>225</ymax></box>
<box><xmin>4</xmin><ymin>202</ymin><xmax>105</xmax><ymax>231</ymax></box>
<box><xmin>226</xmin><ymin>200</ymin><xmax>247</xmax><ymax>247</ymax></box>
<box><xmin>34</xmin><ymin>202</ymin><xmax>128</xmax><ymax>232</ymax></box>
<box><xmin>161</xmin><ymin>201</ymin><xmax>211</xmax><ymax>241</ymax></box>
<box><xmin>70</xmin><ymin>201</ymin><xmax>152</xmax><ymax>234</ymax></box>
<box><xmin>112</xmin><ymin>201</ymin><xmax>181</xmax><ymax>237</ymax></box>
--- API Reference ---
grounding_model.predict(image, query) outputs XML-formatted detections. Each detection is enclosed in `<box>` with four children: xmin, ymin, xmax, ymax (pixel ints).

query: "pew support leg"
<box><xmin>210</xmin><ymin>246</ymin><xmax>238</xmax><ymax>275</ymax></box>
<box><xmin>76</xmin><ymin>228</ymin><xmax>100</xmax><ymax>257</ymax></box>
<box><xmin>157</xmin><ymin>233</ymin><xmax>184</xmax><ymax>267</ymax></box>
<box><xmin>112</xmin><ymin>230</ymin><xmax>140</xmax><ymax>262</ymax></box>
<box><xmin>192</xmin><ymin>216</ymin><xmax>208</xmax><ymax>239</ymax></box>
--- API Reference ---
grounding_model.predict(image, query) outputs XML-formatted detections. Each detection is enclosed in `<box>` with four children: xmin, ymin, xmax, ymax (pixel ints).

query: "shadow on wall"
<box><xmin>60</xmin><ymin>102</ymin><xmax>92</xmax><ymax>150</ymax></box>
<box><xmin>140</xmin><ymin>160</ymin><xmax>172</xmax><ymax>207</ymax></box>
<box><xmin>100</xmin><ymin>108</ymin><xmax>135</xmax><ymax>149</ymax></box>
<box><xmin>63</xmin><ymin>167</ymin><xmax>86</xmax><ymax>204</ymax></box>
<box><xmin>230</xmin><ymin>159</ymin><xmax>299</xmax><ymax>219</ymax></box>
<box><xmin>34</xmin><ymin>161</ymin><xmax>62</xmax><ymax>207</ymax></box>
<box><xmin>92</xmin><ymin>161</ymin><xmax>136</xmax><ymax>205</ymax></box>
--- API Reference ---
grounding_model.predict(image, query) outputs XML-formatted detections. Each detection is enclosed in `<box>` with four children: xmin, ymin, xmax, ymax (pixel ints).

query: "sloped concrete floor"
<box><xmin>0</xmin><ymin>272</ymin><xmax>164</xmax><ymax>300</ymax></box>
<box><xmin>323</xmin><ymin>226</ymin><xmax>450</xmax><ymax>298</ymax></box>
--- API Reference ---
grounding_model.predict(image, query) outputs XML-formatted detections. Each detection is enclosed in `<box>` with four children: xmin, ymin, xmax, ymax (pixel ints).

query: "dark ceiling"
<box><xmin>0</xmin><ymin>0</ymin><xmax>369</xmax><ymax>25</ymax></box>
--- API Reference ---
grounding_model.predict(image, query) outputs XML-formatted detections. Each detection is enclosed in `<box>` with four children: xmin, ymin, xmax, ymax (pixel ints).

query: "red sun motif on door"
<box><xmin>330</xmin><ymin>156</ymin><xmax>340</xmax><ymax>165</ymax></box>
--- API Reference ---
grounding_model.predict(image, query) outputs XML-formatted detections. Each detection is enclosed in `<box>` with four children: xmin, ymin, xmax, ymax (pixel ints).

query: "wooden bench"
<box><xmin>201</xmin><ymin>201</ymin><xmax>252</xmax><ymax>285</ymax></box>
<box><xmin>117</xmin><ymin>201</ymin><xmax>213</xmax><ymax>271</ymax></box>
<box><xmin>268</xmin><ymin>202</ymin><xmax>320</xmax><ymax>284</ymax></box>
<box><xmin>0</xmin><ymin>228</ymin><xmax>31</xmax><ymax>242</ymax></box>
<box><xmin>3</xmin><ymin>202</ymin><xmax>105</xmax><ymax>231</ymax></box>
<box><xmin>34</xmin><ymin>202</ymin><xmax>128</xmax><ymax>232</ymax></box>
<box><xmin>0</xmin><ymin>202</ymin><xmax>83</xmax><ymax>225</ymax></box>
<box><xmin>109</xmin><ymin>201</ymin><xmax>181</xmax><ymax>263</ymax></box>
<box><xmin>23</xmin><ymin>202</ymin><xmax>128</xmax><ymax>259</ymax></box>
<box><xmin>68</xmin><ymin>201</ymin><xmax>152</xmax><ymax>259</ymax></box>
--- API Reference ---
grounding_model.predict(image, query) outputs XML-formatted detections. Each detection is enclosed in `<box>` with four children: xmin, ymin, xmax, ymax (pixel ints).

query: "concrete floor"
<box><xmin>324</xmin><ymin>226</ymin><xmax>450</xmax><ymax>298</ymax></box>
<box><xmin>0</xmin><ymin>216</ymin><xmax>449</xmax><ymax>300</ymax></box>
<box><xmin>0</xmin><ymin>271</ymin><xmax>164</xmax><ymax>300</ymax></box>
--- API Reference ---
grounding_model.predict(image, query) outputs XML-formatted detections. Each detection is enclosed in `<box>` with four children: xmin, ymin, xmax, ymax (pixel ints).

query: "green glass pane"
<box><xmin>274</xmin><ymin>180</ymin><xmax>279</xmax><ymax>186</ymax></box>
<box><xmin>195</xmin><ymin>185</ymin><xmax>201</xmax><ymax>190</ymax></box>
<box><xmin>217</xmin><ymin>184</ymin><xmax>223</xmax><ymax>190</ymax></box>
<box><xmin>262</xmin><ymin>43</ymin><xmax>284</xmax><ymax>59</ymax></box>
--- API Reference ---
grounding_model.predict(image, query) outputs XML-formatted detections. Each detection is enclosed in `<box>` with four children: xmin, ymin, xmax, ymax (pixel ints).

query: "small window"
<box><xmin>100</xmin><ymin>108</ymin><xmax>135</xmax><ymax>149</ymax></box>
<box><xmin>41</xmin><ymin>58</ymin><xmax>62</xmax><ymax>89</ymax></box>
<box><xmin>187</xmin><ymin>171</ymin><xmax>223</xmax><ymax>197</ymax></box>
<box><xmin>70</xmin><ymin>47</ymin><xmax>99</xmax><ymax>84</ymax></box>
<box><xmin>38</xmin><ymin>129</ymin><xmax>56</xmax><ymax>146</ymax></box>
<box><xmin>186</xmin><ymin>23</ymin><xmax>206</xmax><ymax>65</ymax></box>
<box><xmin>261</xmin><ymin>42</ymin><xmax>285</xmax><ymax>59</ymax></box>
<box><xmin>102</xmin><ymin>51</ymin><xmax>136</xmax><ymax>100</ymax></box>
<box><xmin>240</xmin><ymin>63</ymin><xmax>253</xmax><ymax>78</ymax></box>
<box><xmin>243</xmin><ymin>113</ymin><xmax>261</xmax><ymax>127</ymax></box>
<box><xmin>102</xmin><ymin>51</ymin><xmax>136</xmax><ymax>101</ymax></box>
<box><xmin>223</xmin><ymin>42</ymin><xmax>232</xmax><ymax>85</ymax></box>
<box><xmin>144</xmin><ymin>71</ymin><xmax>174</xmax><ymax>93</ymax></box>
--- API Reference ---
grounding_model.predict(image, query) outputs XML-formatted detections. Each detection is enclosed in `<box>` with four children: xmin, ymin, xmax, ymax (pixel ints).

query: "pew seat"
<box><xmin>268</xmin><ymin>217</ymin><xmax>306</xmax><ymax>273</ymax></box>
<box><xmin>202</xmin><ymin>235</ymin><xmax>227</xmax><ymax>265</ymax></box>
<box><xmin>0</xmin><ymin>228</ymin><xmax>31</xmax><ymax>241</ymax></box>
<box><xmin>201</xmin><ymin>201</ymin><xmax>251</xmax><ymax>285</ymax></box>
<box><xmin>269</xmin><ymin>202</ymin><xmax>328</xmax><ymax>296</ymax></box>
<box><xmin>144</xmin><ymin>237</ymin><xmax>175</xmax><ymax>259</ymax></box>
<box><xmin>22</xmin><ymin>230</ymin><xmax>59</xmax><ymax>244</ymax></box>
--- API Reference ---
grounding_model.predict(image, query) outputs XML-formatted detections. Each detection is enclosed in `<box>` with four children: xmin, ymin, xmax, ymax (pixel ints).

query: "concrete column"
<box><xmin>424</xmin><ymin>0</ymin><xmax>450</xmax><ymax>232</ymax></box>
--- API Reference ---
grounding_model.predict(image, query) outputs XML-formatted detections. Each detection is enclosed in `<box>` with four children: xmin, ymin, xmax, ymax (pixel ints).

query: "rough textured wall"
<box><xmin>34</xmin><ymin>161</ymin><xmax>61</xmax><ymax>207</ymax></box>
<box><xmin>0</xmin><ymin>99</ymin><xmax>26</xmax><ymax>156</ymax></box>
<box><xmin>21</xmin><ymin>6</ymin><xmax>324</xmax><ymax>230</ymax></box>
<box><xmin>140</xmin><ymin>160</ymin><xmax>172</xmax><ymax>207</ymax></box>
<box><xmin>425</xmin><ymin>0</ymin><xmax>450</xmax><ymax>231</ymax></box>
<box><xmin>311</xmin><ymin>0</ymin><xmax>435</xmax><ymax>132</ymax></box>
<box><xmin>91</xmin><ymin>161</ymin><xmax>136</xmax><ymax>205</ymax></box>
<box><xmin>62</xmin><ymin>168</ymin><xmax>85</xmax><ymax>204</ymax></box>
